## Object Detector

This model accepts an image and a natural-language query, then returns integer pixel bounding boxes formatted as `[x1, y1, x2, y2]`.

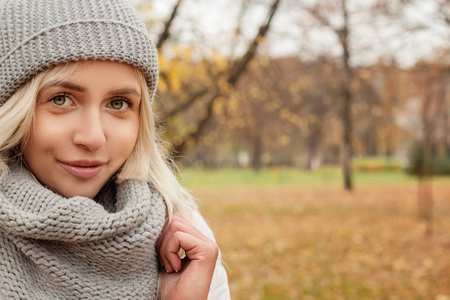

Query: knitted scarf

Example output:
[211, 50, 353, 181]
[0, 166, 166, 299]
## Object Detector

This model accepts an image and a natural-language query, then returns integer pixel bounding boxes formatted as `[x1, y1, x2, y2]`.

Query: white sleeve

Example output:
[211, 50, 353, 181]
[192, 211, 231, 300]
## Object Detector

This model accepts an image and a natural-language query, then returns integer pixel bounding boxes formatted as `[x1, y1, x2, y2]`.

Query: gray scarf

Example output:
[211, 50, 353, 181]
[0, 166, 166, 299]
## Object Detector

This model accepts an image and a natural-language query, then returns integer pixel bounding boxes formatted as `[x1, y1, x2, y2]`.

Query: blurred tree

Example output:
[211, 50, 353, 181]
[225, 56, 304, 170]
[294, 58, 340, 170]
[294, 0, 437, 189]
[163, 0, 282, 156]
[352, 61, 410, 158]
[213, 55, 344, 170]
[301, 0, 355, 190]
[406, 0, 450, 236]
[409, 60, 449, 236]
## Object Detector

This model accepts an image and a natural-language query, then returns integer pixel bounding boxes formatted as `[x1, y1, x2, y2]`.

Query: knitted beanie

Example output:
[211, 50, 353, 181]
[0, 0, 159, 105]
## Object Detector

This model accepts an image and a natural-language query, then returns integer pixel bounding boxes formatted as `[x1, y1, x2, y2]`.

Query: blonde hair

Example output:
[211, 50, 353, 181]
[0, 62, 198, 220]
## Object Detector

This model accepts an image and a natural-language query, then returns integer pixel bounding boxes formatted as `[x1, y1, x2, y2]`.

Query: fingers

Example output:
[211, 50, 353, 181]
[156, 213, 219, 273]
[175, 230, 219, 262]
[157, 219, 182, 273]
[156, 213, 208, 251]
[169, 213, 210, 242]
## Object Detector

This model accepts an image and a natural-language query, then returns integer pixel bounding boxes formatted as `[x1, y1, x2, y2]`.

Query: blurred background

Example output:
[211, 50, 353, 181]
[132, 0, 450, 299]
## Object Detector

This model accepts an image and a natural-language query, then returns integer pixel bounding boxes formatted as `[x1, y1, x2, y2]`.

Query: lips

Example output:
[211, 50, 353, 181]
[58, 160, 105, 179]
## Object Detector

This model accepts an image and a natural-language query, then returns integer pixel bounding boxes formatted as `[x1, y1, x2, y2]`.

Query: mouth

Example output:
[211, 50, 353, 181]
[58, 160, 106, 179]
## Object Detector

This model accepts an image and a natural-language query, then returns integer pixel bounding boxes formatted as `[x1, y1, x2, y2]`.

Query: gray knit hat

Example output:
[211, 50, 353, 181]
[0, 0, 159, 105]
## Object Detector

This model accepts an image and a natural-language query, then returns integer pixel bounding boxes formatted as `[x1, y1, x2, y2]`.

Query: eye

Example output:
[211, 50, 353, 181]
[108, 98, 132, 111]
[50, 93, 73, 106]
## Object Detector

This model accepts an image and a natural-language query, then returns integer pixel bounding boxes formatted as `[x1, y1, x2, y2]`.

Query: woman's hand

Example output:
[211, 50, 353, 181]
[156, 213, 219, 300]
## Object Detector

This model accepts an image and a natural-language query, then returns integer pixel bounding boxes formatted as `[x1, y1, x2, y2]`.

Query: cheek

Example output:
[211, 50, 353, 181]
[108, 118, 140, 160]
[24, 115, 64, 159]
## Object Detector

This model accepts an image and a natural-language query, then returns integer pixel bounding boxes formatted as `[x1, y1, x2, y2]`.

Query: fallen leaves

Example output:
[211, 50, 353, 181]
[196, 182, 450, 300]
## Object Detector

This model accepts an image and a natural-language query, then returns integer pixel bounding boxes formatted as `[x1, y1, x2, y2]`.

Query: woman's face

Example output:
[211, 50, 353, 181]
[23, 60, 141, 198]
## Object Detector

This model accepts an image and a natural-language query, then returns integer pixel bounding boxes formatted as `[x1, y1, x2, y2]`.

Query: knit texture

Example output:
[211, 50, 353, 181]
[0, 0, 159, 105]
[0, 166, 166, 299]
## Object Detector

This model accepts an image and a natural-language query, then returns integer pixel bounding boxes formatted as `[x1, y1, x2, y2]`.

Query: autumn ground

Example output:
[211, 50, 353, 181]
[184, 170, 450, 300]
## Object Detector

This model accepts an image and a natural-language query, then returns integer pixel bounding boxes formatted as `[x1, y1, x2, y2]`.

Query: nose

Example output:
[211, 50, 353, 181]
[72, 109, 107, 152]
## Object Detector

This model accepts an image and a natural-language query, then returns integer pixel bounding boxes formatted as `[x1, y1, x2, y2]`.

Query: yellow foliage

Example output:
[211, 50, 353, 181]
[209, 53, 229, 73]
[249, 85, 261, 99]
[280, 108, 291, 120]
[308, 115, 316, 124]
[289, 83, 301, 95]
[213, 97, 225, 115]
[371, 106, 383, 117]
[299, 76, 313, 90]
[157, 45, 220, 95]
[269, 91, 279, 101]
[278, 134, 291, 146]
[358, 69, 371, 80]
[227, 96, 240, 116]
[298, 118, 309, 134]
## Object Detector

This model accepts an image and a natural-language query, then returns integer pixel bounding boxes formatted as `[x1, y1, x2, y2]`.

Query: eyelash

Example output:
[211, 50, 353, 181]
[108, 97, 134, 111]
[49, 93, 74, 107]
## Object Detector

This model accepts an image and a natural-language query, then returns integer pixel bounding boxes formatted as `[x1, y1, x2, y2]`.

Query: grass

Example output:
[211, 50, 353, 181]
[180, 167, 421, 187]
[182, 168, 450, 300]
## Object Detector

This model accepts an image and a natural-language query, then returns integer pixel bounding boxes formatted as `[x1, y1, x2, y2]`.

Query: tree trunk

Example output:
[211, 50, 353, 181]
[418, 69, 436, 237]
[418, 141, 433, 237]
[444, 68, 450, 156]
[307, 125, 323, 171]
[340, 0, 353, 191]
[251, 134, 263, 171]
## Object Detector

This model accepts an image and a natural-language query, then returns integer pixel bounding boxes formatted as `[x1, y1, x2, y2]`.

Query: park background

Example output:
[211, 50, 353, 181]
[132, 0, 450, 299]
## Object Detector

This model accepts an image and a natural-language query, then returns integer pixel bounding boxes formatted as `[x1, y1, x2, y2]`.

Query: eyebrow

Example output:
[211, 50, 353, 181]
[109, 88, 141, 97]
[41, 81, 141, 97]
[42, 80, 84, 92]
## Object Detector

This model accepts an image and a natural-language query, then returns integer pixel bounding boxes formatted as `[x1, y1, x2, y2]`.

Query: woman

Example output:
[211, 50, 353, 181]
[0, 0, 230, 299]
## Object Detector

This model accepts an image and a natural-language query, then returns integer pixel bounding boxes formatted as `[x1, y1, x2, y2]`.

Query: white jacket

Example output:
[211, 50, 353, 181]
[192, 211, 231, 300]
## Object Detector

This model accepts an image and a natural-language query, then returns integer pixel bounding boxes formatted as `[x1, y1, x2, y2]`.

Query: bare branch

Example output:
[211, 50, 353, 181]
[156, 0, 183, 49]
[228, 0, 282, 86]
[172, 0, 283, 156]
[173, 90, 221, 154]
[165, 87, 209, 119]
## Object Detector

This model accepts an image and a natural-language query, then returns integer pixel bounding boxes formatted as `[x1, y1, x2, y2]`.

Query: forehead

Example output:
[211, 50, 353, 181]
[68, 60, 139, 79]
[42, 60, 142, 91]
